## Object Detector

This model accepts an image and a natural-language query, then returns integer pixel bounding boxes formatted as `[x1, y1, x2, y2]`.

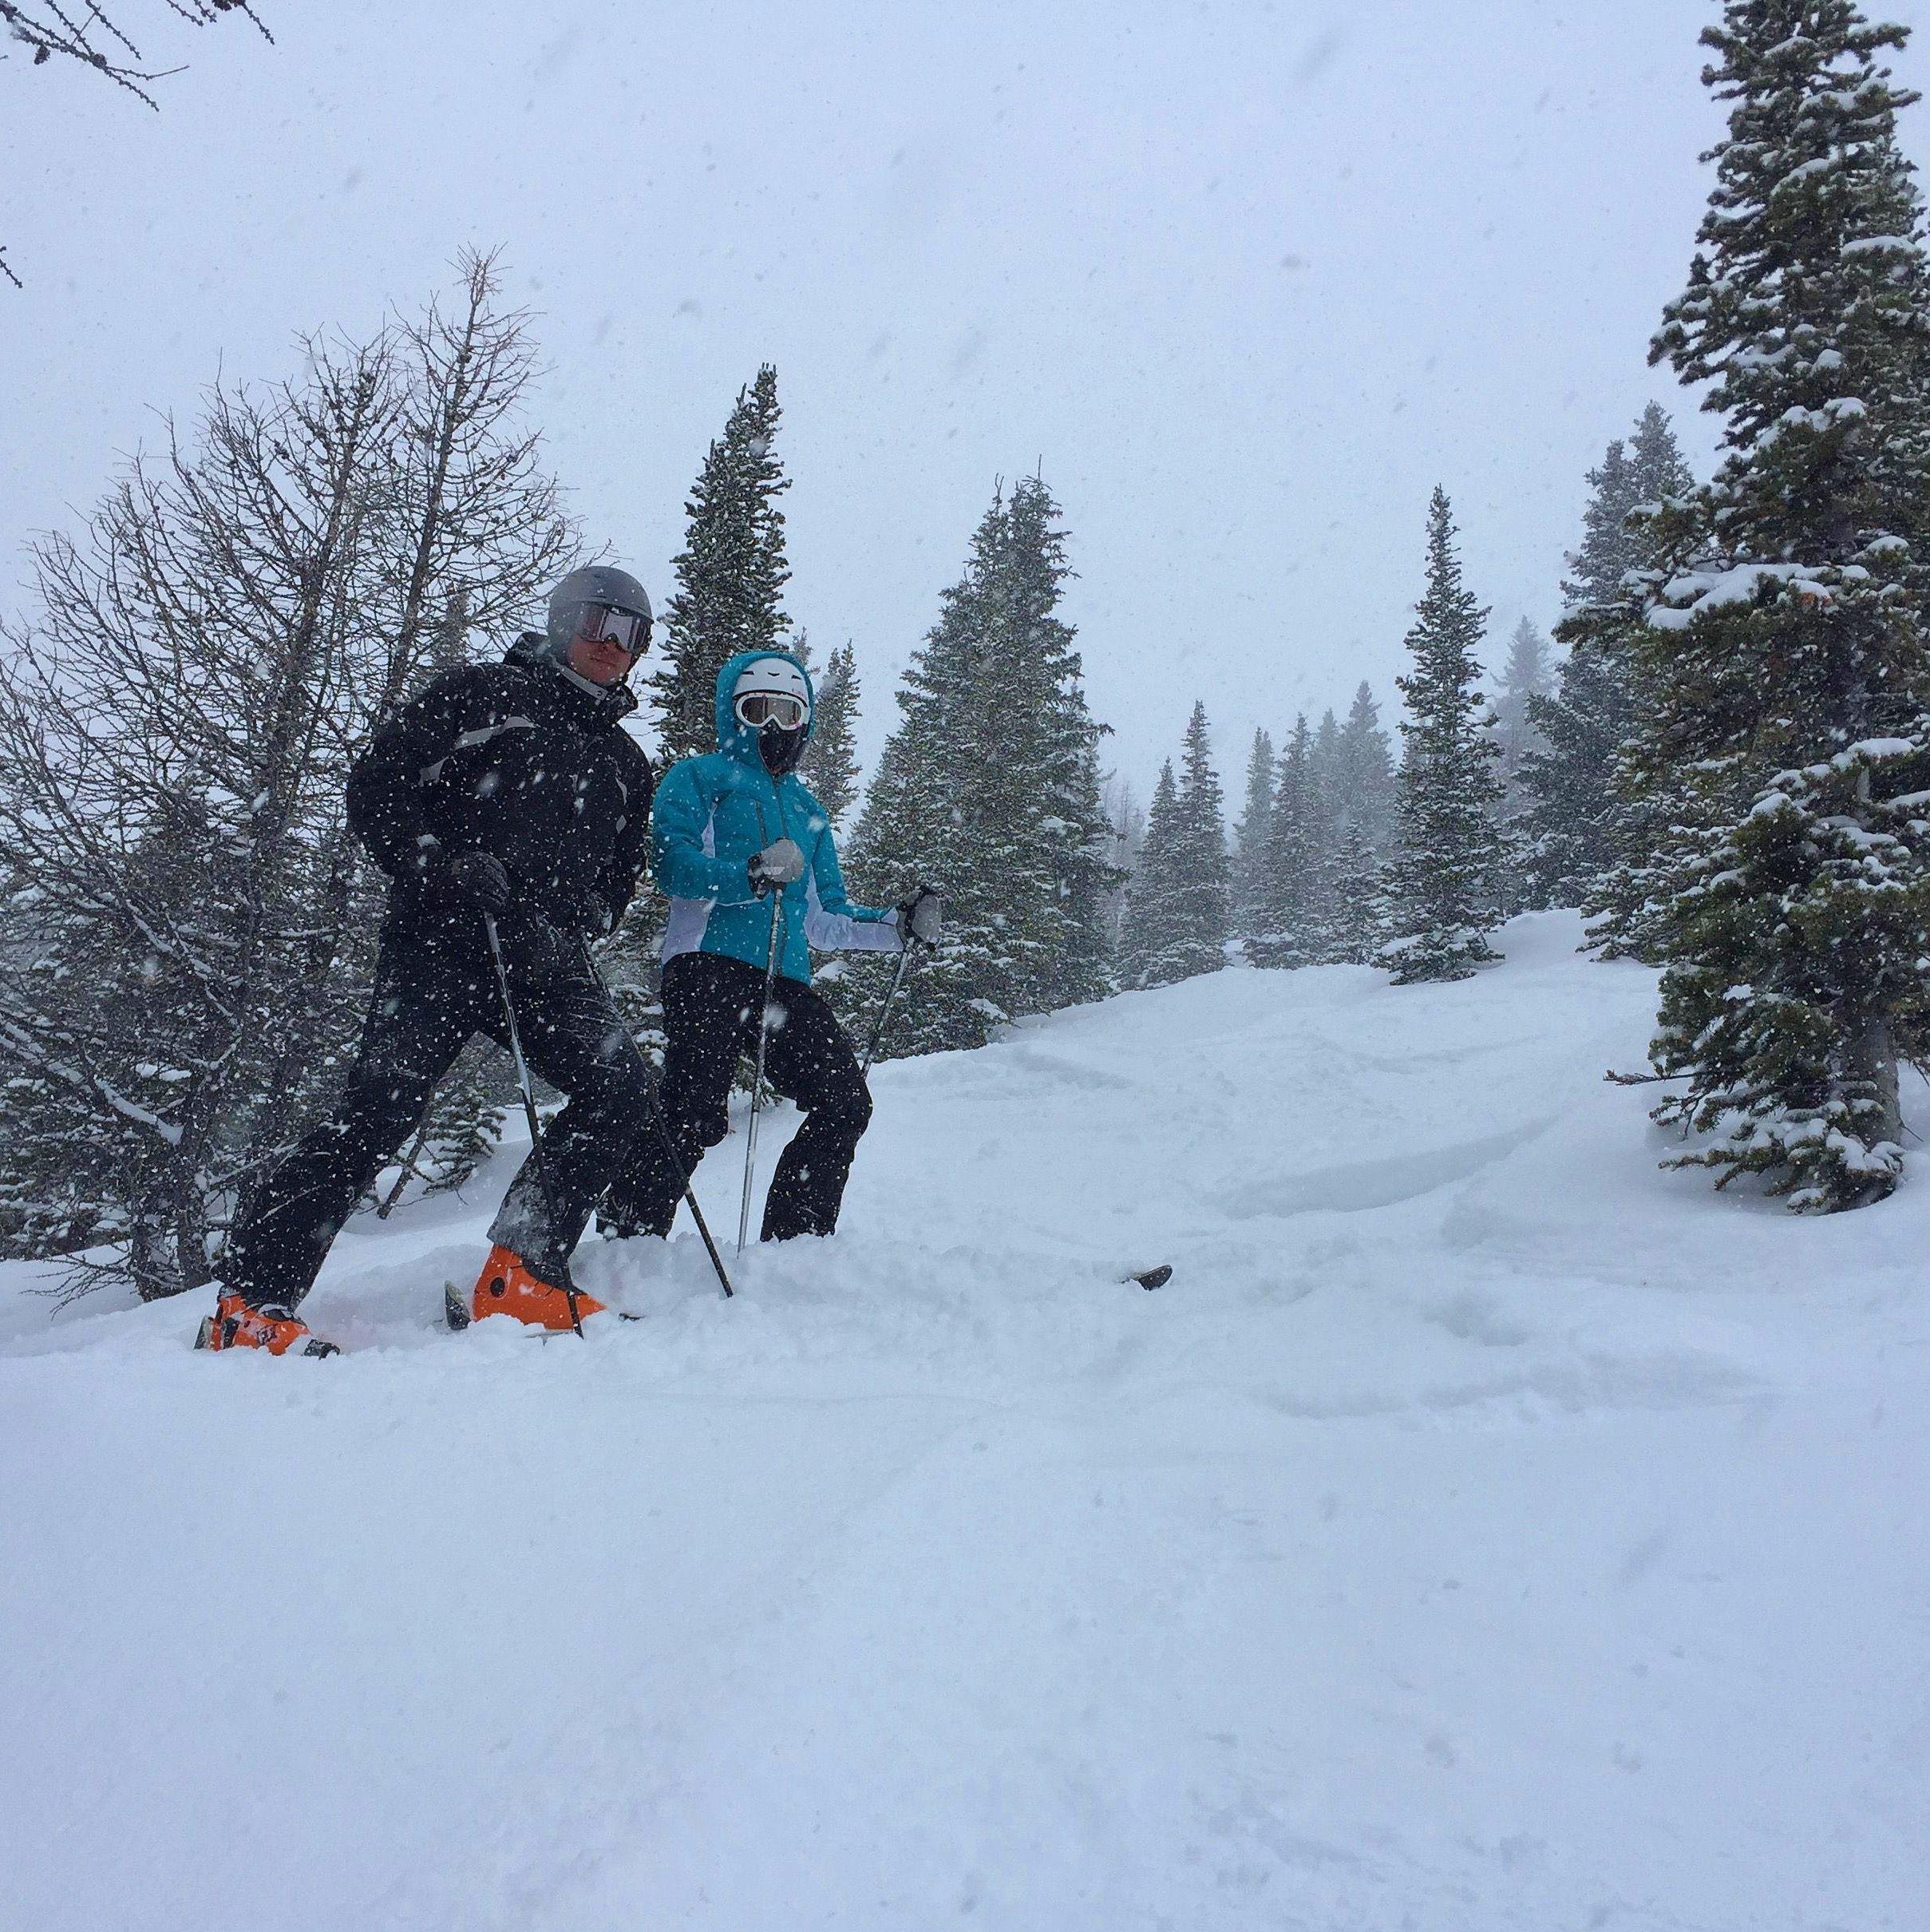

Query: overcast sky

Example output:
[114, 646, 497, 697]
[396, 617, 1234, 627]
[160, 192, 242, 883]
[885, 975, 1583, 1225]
[5, 1, 1929, 804]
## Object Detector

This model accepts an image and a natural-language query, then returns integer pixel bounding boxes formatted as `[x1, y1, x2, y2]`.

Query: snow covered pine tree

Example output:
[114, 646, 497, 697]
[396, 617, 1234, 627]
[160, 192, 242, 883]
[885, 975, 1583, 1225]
[1327, 821, 1386, 965]
[845, 477, 1114, 1051]
[1493, 620, 1554, 810]
[1230, 726, 1275, 937]
[1379, 489, 1505, 984]
[1335, 680, 1399, 853]
[1118, 760, 1184, 987]
[1117, 702, 1229, 987]
[797, 639, 863, 832]
[1248, 715, 1327, 968]
[1631, 0, 1930, 1211]
[1524, 406, 1697, 945]
[647, 366, 793, 766]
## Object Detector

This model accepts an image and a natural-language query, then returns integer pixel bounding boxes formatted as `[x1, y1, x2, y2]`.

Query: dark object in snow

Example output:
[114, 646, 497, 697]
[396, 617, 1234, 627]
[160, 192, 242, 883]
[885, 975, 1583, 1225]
[1124, 1264, 1173, 1291]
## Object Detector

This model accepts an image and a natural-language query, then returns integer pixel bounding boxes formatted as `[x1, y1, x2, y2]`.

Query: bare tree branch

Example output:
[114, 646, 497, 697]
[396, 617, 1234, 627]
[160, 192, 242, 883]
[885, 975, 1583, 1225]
[1, 1, 267, 99]
[2, 1, 272, 283]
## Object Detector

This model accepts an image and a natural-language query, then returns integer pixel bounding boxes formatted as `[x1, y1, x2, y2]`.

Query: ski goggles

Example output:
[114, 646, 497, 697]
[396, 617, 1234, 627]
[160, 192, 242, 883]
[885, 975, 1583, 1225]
[734, 691, 809, 730]
[573, 602, 651, 659]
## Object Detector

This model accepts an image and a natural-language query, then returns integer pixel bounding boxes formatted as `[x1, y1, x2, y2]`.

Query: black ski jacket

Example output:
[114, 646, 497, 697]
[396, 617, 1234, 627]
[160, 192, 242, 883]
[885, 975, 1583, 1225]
[348, 634, 655, 936]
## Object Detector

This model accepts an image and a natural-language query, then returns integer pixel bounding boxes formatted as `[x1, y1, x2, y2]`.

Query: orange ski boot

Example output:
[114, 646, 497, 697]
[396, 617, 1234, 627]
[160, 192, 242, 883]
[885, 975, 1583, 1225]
[450, 1243, 603, 1333]
[196, 1291, 340, 1357]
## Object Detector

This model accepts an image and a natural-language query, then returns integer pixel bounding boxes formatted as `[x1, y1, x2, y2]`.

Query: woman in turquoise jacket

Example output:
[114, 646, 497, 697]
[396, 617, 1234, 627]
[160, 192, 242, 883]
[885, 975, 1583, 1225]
[601, 649, 940, 1241]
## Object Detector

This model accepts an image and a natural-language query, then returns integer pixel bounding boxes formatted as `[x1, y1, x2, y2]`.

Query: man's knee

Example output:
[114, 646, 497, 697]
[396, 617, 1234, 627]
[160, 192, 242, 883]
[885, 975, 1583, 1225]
[580, 1031, 653, 1120]
[811, 1069, 872, 1142]
[335, 1059, 441, 1158]
[666, 1090, 730, 1152]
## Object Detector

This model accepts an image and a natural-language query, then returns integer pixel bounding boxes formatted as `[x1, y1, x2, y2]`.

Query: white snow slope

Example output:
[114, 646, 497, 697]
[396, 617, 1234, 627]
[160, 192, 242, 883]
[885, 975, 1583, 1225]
[2, 914, 1925, 1932]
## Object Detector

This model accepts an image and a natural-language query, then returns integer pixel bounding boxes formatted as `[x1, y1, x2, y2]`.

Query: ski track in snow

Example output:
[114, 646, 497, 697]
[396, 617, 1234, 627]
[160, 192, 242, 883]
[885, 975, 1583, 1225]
[2, 913, 1926, 1931]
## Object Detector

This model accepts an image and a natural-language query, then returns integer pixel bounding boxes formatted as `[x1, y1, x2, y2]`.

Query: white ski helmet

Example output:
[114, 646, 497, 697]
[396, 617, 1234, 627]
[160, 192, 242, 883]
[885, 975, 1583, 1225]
[730, 655, 813, 731]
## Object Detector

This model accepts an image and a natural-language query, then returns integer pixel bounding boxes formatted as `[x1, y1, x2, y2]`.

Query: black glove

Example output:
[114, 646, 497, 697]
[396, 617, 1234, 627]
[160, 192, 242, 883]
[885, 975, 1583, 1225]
[562, 892, 615, 939]
[427, 846, 514, 917]
[897, 886, 943, 947]
[747, 837, 805, 897]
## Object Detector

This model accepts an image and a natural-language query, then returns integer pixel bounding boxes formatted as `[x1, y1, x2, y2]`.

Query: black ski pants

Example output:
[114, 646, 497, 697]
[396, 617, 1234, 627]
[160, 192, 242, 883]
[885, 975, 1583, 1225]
[603, 951, 873, 1242]
[223, 909, 651, 1309]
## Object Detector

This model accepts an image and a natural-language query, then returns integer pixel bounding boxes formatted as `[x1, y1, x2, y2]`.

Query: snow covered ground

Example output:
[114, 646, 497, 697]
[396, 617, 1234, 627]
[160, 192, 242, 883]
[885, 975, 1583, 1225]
[2, 913, 1924, 1932]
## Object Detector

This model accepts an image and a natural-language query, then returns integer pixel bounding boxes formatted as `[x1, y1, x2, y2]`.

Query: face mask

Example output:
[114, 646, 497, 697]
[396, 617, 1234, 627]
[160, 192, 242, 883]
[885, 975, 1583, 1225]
[757, 721, 808, 777]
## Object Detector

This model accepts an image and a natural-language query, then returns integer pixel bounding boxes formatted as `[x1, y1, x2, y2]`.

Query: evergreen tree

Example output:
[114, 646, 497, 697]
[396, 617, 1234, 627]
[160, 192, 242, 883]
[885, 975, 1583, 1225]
[1381, 489, 1505, 984]
[1176, 704, 1232, 964]
[1304, 708, 1346, 958]
[1230, 726, 1275, 932]
[969, 476, 1116, 1015]
[1627, 402, 1699, 572]
[844, 506, 996, 1014]
[1523, 407, 1696, 923]
[1576, 411, 1699, 950]
[1117, 762, 1184, 987]
[1517, 639, 1632, 909]
[1492, 617, 1556, 913]
[845, 477, 1115, 1051]
[797, 636, 862, 831]
[1493, 617, 1554, 804]
[1565, 437, 1641, 612]
[1248, 715, 1323, 968]
[1630, 1, 1930, 1211]
[1309, 708, 1344, 814]
[1334, 681, 1398, 849]
[1328, 822, 1386, 965]
[1120, 703, 1229, 987]
[647, 365, 791, 764]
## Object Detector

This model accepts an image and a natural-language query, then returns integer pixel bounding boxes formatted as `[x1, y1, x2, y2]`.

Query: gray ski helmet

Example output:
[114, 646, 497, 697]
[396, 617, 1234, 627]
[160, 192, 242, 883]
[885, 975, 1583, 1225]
[545, 564, 654, 662]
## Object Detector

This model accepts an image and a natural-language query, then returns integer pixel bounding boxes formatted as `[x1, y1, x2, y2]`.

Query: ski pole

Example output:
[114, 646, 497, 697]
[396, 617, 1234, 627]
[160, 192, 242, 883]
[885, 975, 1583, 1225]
[640, 1063, 736, 1298]
[860, 940, 917, 1077]
[738, 883, 785, 1255]
[482, 912, 583, 1337]
[575, 939, 734, 1300]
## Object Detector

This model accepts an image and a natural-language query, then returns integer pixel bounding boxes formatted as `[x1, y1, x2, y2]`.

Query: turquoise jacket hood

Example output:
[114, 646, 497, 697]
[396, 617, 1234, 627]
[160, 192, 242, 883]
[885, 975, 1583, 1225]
[713, 648, 816, 766]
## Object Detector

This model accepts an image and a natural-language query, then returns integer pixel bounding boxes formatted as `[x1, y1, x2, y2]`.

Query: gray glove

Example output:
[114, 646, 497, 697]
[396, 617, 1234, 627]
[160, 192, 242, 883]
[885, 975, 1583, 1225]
[748, 837, 805, 895]
[897, 887, 943, 947]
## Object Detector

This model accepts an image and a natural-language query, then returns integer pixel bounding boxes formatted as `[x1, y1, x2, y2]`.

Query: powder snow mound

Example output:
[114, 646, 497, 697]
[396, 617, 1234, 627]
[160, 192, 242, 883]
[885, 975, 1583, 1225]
[3, 912, 1926, 1931]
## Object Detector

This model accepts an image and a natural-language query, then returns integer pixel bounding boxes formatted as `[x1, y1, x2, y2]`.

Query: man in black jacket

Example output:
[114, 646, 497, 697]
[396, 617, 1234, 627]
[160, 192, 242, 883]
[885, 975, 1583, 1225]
[200, 566, 658, 1356]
